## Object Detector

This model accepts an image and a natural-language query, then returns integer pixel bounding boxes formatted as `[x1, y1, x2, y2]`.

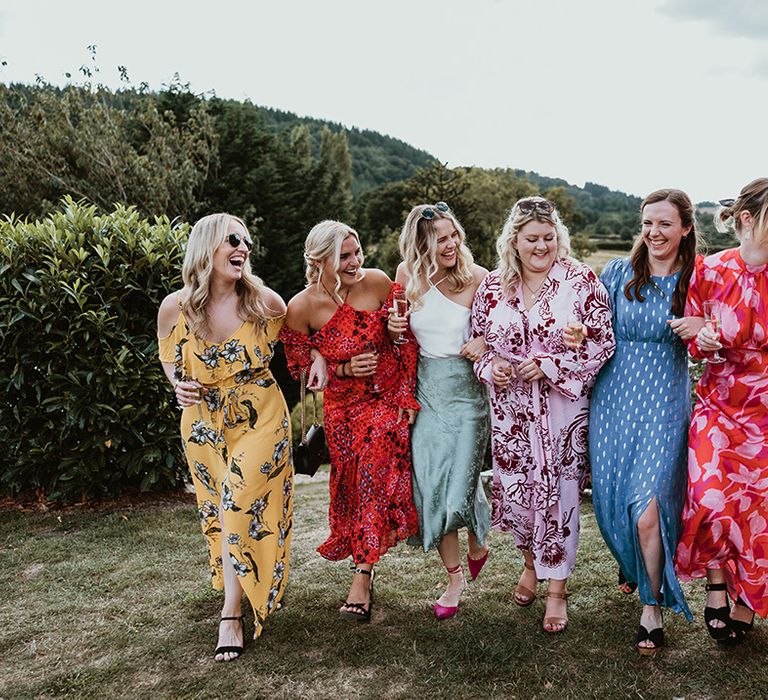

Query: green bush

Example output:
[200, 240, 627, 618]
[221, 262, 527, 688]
[0, 198, 189, 501]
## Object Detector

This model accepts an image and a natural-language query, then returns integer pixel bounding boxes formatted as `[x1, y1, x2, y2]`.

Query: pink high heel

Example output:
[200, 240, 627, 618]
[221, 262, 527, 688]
[467, 547, 490, 581]
[433, 563, 465, 620]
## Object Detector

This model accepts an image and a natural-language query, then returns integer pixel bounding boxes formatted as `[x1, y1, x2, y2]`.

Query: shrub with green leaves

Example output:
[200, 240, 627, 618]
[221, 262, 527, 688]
[0, 198, 189, 501]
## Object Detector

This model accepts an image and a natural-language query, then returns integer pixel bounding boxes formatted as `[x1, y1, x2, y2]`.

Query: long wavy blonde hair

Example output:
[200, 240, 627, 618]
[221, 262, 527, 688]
[304, 220, 364, 299]
[496, 197, 571, 293]
[181, 213, 269, 339]
[715, 177, 768, 245]
[399, 204, 474, 309]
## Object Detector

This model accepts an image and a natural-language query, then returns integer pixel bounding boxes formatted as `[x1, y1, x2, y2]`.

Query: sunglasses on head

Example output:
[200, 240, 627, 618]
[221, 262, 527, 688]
[421, 201, 450, 221]
[517, 199, 555, 215]
[718, 198, 736, 207]
[227, 233, 253, 251]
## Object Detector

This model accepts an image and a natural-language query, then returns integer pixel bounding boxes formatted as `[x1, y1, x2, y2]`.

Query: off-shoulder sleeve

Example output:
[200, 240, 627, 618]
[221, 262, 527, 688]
[535, 264, 616, 400]
[684, 254, 706, 360]
[471, 273, 498, 386]
[385, 283, 420, 411]
[158, 312, 182, 364]
[279, 325, 315, 380]
[264, 314, 286, 344]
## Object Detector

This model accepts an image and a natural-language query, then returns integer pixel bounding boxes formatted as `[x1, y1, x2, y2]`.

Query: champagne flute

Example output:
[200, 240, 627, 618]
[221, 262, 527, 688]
[364, 341, 380, 393]
[392, 289, 409, 345]
[702, 300, 726, 364]
[565, 312, 585, 353]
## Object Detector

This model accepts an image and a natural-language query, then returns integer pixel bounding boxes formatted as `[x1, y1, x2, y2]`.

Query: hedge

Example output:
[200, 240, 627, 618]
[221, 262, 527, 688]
[0, 198, 188, 501]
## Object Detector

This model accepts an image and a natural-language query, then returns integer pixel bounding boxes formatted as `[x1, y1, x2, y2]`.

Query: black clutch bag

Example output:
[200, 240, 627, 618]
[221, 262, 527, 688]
[293, 369, 329, 477]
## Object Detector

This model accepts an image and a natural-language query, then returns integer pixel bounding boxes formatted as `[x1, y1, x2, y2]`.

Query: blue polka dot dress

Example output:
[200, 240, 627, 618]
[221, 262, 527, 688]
[589, 258, 692, 619]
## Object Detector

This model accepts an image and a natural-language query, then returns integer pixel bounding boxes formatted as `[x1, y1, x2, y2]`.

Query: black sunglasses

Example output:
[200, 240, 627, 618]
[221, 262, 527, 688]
[421, 201, 450, 220]
[227, 233, 253, 251]
[517, 199, 555, 215]
[718, 198, 736, 207]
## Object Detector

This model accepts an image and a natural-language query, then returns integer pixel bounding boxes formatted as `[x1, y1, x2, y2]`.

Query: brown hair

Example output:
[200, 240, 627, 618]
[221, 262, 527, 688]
[624, 189, 699, 317]
[716, 177, 768, 244]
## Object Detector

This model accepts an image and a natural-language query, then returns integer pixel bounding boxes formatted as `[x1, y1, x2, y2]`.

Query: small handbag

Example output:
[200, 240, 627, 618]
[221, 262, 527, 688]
[293, 369, 329, 477]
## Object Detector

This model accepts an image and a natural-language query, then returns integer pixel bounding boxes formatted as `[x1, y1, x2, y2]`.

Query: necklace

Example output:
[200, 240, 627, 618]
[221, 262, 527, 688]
[321, 280, 350, 306]
[521, 275, 547, 299]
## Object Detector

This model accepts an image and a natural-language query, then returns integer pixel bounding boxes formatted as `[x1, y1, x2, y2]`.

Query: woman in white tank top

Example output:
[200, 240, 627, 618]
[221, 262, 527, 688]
[388, 202, 491, 619]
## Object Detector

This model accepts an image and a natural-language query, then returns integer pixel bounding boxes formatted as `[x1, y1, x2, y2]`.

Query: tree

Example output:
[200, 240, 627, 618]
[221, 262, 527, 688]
[0, 83, 216, 220]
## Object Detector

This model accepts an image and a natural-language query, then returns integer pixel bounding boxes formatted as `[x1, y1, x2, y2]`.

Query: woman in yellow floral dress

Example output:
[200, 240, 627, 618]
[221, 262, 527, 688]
[157, 213, 312, 661]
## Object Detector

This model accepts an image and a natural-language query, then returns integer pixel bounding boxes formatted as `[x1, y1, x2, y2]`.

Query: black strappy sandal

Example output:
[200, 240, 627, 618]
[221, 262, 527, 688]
[636, 624, 665, 656]
[339, 567, 374, 624]
[721, 597, 754, 647]
[214, 615, 245, 661]
[704, 582, 733, 642]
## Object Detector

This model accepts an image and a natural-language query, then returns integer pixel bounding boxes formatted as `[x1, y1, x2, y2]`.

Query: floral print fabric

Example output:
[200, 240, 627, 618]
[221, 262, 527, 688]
[280, 285, 419, 564]
[675, 248, 768, 617]
[472, 259, 614, 579]
[159, 311, 292, 638]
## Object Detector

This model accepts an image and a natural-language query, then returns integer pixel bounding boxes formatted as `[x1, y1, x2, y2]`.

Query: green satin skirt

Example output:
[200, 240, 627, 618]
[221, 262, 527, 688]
[409, 356, 491, 552]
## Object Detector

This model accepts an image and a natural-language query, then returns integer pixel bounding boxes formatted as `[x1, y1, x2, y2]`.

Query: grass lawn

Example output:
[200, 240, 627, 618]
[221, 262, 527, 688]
[2, 479, 765, 700]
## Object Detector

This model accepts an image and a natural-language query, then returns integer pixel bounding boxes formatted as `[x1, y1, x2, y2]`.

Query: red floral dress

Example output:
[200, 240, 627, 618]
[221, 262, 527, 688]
[675, 248, 768, 617]
[280, 286, 420, 564]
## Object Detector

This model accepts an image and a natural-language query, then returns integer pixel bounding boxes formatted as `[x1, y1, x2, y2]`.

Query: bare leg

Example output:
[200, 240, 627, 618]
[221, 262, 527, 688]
[637, 499, 663, 646]
[514, 549, 537, 605]
[215, 501, 244, 662]
[466, 531, 489, 560]
[436, 531, 466, 607]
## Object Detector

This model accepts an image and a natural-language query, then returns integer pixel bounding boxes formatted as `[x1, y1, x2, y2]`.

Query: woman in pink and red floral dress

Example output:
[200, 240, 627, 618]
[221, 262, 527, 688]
[675, 178, 768, 646]
[280, 220, 419, 624]
[471, 197, 615, 633]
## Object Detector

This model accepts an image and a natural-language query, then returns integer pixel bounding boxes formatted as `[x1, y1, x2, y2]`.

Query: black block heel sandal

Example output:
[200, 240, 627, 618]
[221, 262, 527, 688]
[704, 582, 733, 642]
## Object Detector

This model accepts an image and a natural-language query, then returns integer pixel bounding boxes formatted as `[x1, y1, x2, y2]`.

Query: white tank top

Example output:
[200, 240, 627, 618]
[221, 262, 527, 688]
[409, 285, 471, 358]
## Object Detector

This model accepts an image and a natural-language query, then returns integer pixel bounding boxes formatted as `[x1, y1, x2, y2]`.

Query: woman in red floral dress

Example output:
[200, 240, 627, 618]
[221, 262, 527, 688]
[675, 178, 768, 645]
[281, 220, 419, 622]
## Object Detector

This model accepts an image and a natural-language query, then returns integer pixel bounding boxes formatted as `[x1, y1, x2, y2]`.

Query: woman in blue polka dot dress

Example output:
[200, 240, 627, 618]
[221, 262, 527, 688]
[590, 189, 704, 655]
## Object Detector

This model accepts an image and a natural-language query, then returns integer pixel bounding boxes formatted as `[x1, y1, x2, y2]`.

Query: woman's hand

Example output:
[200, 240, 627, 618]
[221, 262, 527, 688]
[667, 316, 705, 341]
[397, 407, 417, 424]
[460, 336, 488, 362]
[491, 356, 515, 388]
[695, 324, 722, 352]
[175, 379, 205, 408]
[387, 307, 409, 339]
[563, 323, 585, 348]
[517, 358, 545, 383]
[307, 353, 328, 390]
[348, 350, 378, 377]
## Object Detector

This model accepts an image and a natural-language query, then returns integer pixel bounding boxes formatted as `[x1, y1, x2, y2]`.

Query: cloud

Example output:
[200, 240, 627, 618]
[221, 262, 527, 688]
[659, 0, 768, 39]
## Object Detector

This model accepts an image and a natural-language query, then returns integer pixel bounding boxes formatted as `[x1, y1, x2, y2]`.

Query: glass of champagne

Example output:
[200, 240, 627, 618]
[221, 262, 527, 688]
[364, 341, 380, 393]
[565, 312, 585, 350]
[702, 300, 726, 364]
[393, 289, 408, 345]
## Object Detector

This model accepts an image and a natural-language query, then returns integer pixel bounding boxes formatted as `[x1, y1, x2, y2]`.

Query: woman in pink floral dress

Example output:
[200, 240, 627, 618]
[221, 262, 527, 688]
[675, 178, 768, 645]
[471, 197, 615, 632]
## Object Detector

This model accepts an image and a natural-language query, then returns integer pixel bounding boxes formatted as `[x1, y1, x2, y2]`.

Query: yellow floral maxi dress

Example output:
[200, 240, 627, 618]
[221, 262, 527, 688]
[158, 311, 292, 639]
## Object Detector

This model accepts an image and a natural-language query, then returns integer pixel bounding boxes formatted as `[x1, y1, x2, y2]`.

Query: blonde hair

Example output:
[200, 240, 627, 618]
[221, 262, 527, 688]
[303, 220, 364, 299]
[399, 204, 474, 309]
[496, 197, 571, 293]
[181, 213, 269, 339]
[715, 177, 768, 245]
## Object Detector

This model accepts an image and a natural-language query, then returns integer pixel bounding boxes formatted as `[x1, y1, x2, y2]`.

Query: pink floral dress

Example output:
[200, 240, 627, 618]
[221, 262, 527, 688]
[471, 259, 615, 579]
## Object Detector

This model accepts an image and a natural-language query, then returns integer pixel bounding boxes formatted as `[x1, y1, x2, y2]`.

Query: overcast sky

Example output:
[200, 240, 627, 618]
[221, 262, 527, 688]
[1, 0, 766, 203]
